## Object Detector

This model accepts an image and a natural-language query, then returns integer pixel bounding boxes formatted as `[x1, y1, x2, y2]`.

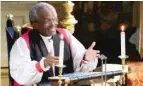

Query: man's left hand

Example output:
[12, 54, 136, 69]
[84, 42, 100, 61]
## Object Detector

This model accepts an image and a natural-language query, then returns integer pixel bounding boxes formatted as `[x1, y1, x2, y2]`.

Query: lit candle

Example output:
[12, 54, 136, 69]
[59, 34, 64, 66]
[120, 25, 126, 56]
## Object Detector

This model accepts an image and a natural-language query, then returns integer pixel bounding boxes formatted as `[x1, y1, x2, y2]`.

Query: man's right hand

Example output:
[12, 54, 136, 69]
[44, 52, 59, 68]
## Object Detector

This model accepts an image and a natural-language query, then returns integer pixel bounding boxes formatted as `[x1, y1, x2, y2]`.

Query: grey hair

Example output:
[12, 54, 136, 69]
[29, 2, 57, 24]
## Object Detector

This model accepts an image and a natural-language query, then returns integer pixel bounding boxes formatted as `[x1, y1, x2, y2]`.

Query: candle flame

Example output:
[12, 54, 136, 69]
[60, 34, 64, 40]
[121, 25, 125, 32]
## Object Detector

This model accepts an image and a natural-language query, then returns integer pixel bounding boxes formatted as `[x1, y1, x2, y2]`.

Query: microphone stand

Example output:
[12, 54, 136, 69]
[99, 54, 107, 86]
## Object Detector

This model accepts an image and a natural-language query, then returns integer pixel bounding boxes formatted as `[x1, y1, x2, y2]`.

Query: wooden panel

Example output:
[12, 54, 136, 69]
[13, 16, 25, 26]
[1, 12, 28, 67]
[1, 67, 9, 86]
[1, 2, 37, 85]
[1, 2, 36, 67]
[140, 2, 143, 58]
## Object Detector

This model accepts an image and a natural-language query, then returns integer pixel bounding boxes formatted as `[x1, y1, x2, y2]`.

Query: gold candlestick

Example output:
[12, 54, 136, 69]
[56, 64, 66, 86]
[58, 67, 63, 86]
[64, 78, 70, 86]
[118, 55, 128, 73]
[60, 1, 78, 34]
[118, 55, 128, 85]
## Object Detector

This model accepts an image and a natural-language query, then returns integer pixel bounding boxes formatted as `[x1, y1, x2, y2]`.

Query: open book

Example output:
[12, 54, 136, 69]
[102, 64, 122, 72]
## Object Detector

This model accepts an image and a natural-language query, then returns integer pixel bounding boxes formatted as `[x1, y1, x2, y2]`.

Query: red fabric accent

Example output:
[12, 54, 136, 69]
[56, 28, 71, 53]
[23, 26, 33, 30]
[21, 29, 31, 49]
[80, 60, 88, 65]
[13, 27, 32, 86]
[35, 62, 44, 72]
[14, 28, 70, 85]
[14, 81, 22, 86]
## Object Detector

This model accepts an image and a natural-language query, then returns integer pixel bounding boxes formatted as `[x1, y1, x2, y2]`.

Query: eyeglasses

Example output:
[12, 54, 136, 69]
[44, 18, 58, 24]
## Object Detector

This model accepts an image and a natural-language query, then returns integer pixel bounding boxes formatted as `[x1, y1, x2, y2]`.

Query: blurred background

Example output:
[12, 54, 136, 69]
[1, 1, 143, 86]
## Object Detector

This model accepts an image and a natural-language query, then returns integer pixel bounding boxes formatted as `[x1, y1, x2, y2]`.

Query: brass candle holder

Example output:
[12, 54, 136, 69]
[64, 78, 70, 86]
[56, 64, 66, 86]
[60, 1, 78, 34]
[118, 55, 128, 85]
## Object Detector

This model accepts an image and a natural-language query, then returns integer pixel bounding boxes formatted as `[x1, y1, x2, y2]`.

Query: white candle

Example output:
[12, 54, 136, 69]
[120, 25, 126, 56]
[59, 34, 64, 66]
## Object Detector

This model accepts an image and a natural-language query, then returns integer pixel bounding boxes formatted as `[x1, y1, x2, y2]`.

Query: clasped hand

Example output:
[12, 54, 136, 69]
[44, 52, 59, 68]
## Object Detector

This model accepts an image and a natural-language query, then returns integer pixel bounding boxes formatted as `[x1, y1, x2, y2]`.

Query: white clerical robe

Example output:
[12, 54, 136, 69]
[10, 29, 98, 86]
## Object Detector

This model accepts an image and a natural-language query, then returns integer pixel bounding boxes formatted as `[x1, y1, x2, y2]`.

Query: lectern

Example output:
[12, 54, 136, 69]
[48, 70, 122, 86]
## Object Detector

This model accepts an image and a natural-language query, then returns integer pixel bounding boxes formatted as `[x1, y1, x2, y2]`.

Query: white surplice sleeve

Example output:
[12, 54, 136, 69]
[10, 37, 49, 85]
[63, 29, 98, 72]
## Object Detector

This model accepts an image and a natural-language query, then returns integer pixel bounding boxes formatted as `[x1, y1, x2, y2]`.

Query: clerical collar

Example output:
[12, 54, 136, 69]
[40, 34, 52, 40]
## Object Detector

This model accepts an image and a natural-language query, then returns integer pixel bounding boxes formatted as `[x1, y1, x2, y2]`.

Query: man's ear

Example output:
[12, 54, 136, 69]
[32, 23, 37, 29]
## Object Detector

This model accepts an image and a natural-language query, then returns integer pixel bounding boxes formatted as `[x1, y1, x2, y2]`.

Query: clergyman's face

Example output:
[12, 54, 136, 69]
[36, 8, 58, 36]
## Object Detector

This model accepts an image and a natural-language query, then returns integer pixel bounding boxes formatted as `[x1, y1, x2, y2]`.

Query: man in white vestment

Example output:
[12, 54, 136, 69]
[10, 2, 100, 86]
